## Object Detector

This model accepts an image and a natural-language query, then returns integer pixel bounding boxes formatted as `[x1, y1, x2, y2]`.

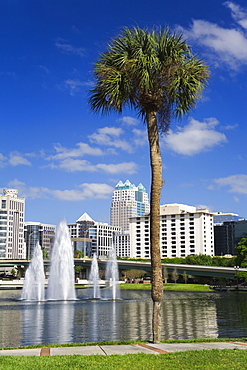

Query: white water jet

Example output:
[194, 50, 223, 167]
[105, 246, 120, 300]
[47, 220, 76, 300]
[88, 253, 101, 299]
[21, 242, 45, 301]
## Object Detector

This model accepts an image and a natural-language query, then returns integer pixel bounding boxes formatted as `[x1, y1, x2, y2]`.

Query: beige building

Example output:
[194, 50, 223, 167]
[0, 189, 25, 259]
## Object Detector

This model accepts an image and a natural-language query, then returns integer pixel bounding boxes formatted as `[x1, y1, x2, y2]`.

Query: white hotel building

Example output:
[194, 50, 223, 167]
[129, 203, 215, 258]
[0, 189, 25, 259]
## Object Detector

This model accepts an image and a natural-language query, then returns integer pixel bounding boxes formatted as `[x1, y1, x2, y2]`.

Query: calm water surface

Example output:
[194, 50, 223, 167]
[0, 289, 247, 347]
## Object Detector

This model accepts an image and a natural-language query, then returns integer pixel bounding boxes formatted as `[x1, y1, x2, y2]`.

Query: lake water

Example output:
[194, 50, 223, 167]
[0, 289, 247, 347]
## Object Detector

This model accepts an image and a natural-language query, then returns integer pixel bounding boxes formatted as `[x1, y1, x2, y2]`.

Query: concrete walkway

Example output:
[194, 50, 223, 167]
[0, 342, 247, 356]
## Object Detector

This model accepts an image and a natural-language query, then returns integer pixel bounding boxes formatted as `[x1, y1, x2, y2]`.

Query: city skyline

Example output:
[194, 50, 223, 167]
[1, 1, 247, 225]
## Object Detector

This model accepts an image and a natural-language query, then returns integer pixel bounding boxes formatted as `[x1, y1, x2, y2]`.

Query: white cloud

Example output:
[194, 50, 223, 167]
[117, 116, 139, 126]
[9, 152, 32, 166]
[48, 142, 104, 160]
[38, 65, 50, 74]
[179, 2, 247, 69]
[45, 131, 137, 173]
[89, 126, 133, 152]
[0, 153, 7, 167]
[95, 126, 123, 136]
[0, 152, 35, 167]
[7, 179, 114, 201]
[224, 1, 247, 30]
[49, 157, 137, 174]
[79, 183, 114, 199]
[55, 42, 85, 58]
[221, 123, 239, 130]
[44, 189, 87, 201]
[46, 183, 114, 201]
[164, 117, 227, 155]
[96, 162, 137, 174]
[64, 79, 94, 96]
[7, 180, 43, 199]
[214, 174, 247, 194]
[132, 128, 148, 147]
[50, 158, 97, 172]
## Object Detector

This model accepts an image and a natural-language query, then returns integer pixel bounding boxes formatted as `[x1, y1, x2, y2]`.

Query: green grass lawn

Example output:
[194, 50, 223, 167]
[0, 350, 247, 369]
[120, 283, 213, 292]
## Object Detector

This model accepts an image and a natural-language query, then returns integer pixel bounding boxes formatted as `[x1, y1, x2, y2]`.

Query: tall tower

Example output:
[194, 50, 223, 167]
[110, 180, 150, 232]
[0, 189, 25, 259]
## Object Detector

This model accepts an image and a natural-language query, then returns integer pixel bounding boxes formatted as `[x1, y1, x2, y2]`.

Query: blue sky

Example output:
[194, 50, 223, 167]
[1, 0, 247, 225]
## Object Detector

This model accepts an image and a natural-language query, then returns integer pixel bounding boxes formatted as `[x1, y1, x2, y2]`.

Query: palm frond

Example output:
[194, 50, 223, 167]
[88, 26, 209, 132]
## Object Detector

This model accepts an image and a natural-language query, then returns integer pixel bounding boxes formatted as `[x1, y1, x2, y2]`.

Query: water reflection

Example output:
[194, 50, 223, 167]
[44, 301, 75, 344]
[162, 292, 218, 340]
[0, 291, 22, 347]
[215, 292, 247, 338]
[22, 302, 44, 345]
[0, 290, 247, 347]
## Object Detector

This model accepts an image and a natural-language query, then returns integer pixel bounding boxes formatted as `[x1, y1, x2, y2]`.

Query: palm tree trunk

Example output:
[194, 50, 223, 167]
[146, 110, 163, 343]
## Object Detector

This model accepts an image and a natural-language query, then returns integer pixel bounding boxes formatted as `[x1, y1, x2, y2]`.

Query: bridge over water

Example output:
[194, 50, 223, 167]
[0, 259, 246, 278]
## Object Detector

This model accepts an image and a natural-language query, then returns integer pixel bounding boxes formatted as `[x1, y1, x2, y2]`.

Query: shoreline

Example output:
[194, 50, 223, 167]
[0, 281, 244, 292]
[1, 337, 247, 351]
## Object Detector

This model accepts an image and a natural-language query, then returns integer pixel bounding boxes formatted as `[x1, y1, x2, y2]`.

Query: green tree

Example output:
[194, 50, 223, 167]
[88, 27, 209, 343]
[123, 269, 146, 281]
[41, 247, 49, 260]
[185, 254, 212, 266]
[171, 268, 179, 283]
[235, 238, 247, 266]
[74, 250, 83, 258]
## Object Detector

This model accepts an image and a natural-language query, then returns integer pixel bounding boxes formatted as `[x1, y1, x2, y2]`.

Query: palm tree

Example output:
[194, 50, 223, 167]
[88, 27, 209, 343]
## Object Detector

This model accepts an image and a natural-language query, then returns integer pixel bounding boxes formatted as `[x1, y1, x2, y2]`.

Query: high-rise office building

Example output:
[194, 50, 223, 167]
[110, 180, 150, 257]
[68, 213, 121, 257]
[213, 212, 243, 225]
[110, 180, 150, 232]
[214, 219, 247, 256]
[0, 189, 25, 259]
[24, 222, 56, 259]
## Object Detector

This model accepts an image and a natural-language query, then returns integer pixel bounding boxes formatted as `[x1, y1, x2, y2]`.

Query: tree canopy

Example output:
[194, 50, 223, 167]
[235, 238, 247, 266]
[89, 27, 209, 131]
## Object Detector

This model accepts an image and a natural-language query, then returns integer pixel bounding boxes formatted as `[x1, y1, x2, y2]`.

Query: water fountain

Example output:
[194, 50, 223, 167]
[105, 245, 120, 300]
[47, 220, 76, 300]
[88, 253, 101, 299]
[20, 222, 119, 302]
[21, 242, 45, 301]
